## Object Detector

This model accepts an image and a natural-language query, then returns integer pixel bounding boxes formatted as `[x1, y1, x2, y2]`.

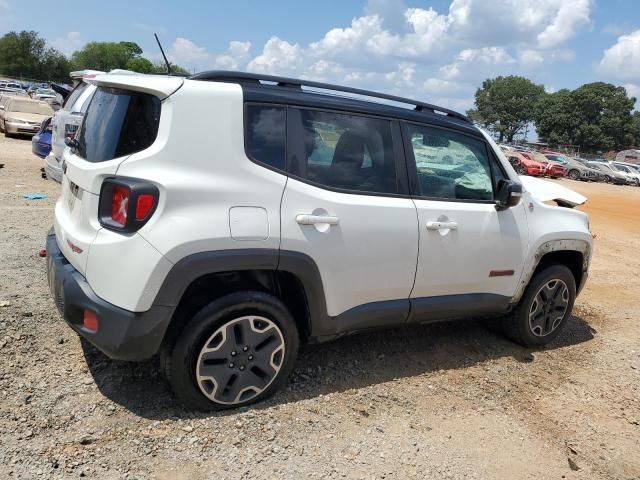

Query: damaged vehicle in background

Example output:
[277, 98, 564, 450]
[542, 154, 569, 178]
[587, 161, 628, 185]
[500, 148, 546, 176]
[564, 156, 601, 182]
[611, 163, 640, 186]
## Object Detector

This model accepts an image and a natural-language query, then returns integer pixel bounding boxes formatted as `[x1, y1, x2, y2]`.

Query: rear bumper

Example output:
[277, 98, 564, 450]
[44, 154, 63, 183]
[46, 229, 173, 360]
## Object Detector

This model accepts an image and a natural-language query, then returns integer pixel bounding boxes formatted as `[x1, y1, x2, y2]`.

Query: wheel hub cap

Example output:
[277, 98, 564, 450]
[528, 279, 569, 337]
[196, 316, 285, 405]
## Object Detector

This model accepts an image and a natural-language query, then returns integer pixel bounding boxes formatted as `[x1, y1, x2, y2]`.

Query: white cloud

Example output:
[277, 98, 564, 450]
[151, 0, 593, 112]
[215, 41, 251, 70]
[598, 30, 640, 81]
[247, 37, 302, 75]
[167, 37, 213, 72]
[50, 32, 83, 57]
[519, 49, 545, 66]
[447, 0, 591, 49]
[518, 48, 575, 67]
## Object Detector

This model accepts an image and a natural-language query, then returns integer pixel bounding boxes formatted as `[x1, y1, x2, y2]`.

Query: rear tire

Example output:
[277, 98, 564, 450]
[501, 265, 576, 347]
[515, 164, 527, 175]
[162, 291, 299, 411]
[568, 169, 580, 180]
[604, 175, 611, 183]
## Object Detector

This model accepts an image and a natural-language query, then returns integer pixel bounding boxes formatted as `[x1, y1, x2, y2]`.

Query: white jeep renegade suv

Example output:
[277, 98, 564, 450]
[47, 71, 592, 410]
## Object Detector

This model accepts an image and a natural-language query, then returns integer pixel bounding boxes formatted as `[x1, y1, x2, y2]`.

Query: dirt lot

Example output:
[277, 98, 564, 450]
[0, 133, 638, 480]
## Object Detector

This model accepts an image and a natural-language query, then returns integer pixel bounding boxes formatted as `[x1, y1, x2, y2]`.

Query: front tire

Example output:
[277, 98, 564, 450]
[502, 265, 576, 347]
[568, 169, 580, 180]
[515, 164, 527, 175]
[162, 291, 300, 410]
[604, 174, 611, 183]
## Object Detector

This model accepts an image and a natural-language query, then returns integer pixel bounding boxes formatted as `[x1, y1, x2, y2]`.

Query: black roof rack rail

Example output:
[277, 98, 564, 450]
[189, 70, 470, 123]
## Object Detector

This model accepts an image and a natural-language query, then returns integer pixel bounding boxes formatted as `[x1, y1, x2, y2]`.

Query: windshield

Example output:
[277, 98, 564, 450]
[76, 86, 161, 163]
[8, 100, 53, 115]
[35, 89, 55, 95]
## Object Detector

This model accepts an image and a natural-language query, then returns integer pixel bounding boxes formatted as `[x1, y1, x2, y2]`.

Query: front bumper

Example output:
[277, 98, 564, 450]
[46, 229, 173, 360]
[6, 121, 40, 136]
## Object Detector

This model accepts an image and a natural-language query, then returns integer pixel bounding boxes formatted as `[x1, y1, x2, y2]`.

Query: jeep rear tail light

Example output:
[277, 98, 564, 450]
[98, 177, 159, 232]
[111, 185, 129, 226]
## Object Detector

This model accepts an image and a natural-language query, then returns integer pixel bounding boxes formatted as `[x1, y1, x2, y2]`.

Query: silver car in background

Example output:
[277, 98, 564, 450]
[44, 70, 103, 183]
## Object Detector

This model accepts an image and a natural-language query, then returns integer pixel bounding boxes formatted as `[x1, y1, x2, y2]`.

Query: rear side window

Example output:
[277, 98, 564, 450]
[289, 108, 398, 194]
[76, 87, 161, 163]
[63, 82, 88, 109]
[245, 105, 286, 171]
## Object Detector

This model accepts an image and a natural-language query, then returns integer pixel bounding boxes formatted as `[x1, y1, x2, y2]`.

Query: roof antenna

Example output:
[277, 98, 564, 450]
[154, 33, 172, 75]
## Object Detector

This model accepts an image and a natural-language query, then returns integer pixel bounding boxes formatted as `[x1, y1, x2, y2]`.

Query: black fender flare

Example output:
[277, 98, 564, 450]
[152, 249, 330, 336]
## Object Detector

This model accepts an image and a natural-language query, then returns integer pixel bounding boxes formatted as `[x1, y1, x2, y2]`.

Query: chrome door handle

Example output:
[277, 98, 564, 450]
[426, 220, 458, 230]
[296, 214, 340, 226]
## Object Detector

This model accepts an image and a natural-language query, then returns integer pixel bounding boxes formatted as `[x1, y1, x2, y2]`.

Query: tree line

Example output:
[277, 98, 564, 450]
[467, 75, 640, 153]
[0, 30, 190, 83]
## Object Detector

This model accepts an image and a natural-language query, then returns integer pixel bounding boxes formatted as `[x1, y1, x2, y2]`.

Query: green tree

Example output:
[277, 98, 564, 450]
[0, 30, 69, 81]
[630, 111, 640, 147]
[151, 60, 191, 75]
[471, 76, 545, 142]
[126, 57, 155, 73]
[71, 41, 145, 71]
[534, 83, 636, 152]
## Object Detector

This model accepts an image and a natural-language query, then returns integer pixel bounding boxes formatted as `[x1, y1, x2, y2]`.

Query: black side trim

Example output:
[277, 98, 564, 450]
[407, 293, 511, 323]
[330, 299, 410, 335]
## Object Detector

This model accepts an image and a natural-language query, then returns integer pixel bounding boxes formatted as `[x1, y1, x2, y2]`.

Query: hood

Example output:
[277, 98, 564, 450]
[519, 176, 587, 207]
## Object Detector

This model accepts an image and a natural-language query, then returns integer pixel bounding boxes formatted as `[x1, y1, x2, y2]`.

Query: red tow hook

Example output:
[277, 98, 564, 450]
[38, 248, 47, 258]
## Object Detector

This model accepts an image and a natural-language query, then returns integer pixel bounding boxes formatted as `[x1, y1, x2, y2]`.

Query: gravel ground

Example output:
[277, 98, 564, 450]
[0, 134, 639, 480]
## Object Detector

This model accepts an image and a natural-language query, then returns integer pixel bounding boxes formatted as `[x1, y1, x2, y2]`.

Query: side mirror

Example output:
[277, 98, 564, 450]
[0, 105, 4, 110]
[65, 137, 79, 151]
[495, 179, 522, 211]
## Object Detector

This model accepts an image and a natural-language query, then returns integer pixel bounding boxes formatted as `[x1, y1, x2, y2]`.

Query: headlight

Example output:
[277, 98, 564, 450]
[6, 117, 25, 124]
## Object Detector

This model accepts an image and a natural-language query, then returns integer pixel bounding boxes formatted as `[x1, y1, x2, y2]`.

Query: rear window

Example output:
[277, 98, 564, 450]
[76, 87, 161, 163]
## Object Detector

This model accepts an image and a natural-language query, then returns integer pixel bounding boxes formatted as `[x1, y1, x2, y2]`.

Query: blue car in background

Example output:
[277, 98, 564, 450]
[32, 117, 52, 159]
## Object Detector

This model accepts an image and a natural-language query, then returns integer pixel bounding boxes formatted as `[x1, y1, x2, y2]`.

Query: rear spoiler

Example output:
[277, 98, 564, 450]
[88, 74, 184, 100]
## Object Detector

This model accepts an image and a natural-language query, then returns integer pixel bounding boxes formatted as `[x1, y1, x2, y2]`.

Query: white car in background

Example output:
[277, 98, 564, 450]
[612, 162, 640, 186]
[44, 70, 104, 182]
[44, 69, 139, 183]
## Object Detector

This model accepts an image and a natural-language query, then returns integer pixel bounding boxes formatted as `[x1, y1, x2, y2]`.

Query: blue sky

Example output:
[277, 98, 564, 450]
[1, 0, 640, 112]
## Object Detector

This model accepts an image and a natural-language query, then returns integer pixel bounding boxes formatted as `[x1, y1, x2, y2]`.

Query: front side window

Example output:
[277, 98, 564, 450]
[290, 109, 397, 194]
[406, 124, 494, 201]
[245, 105, 286, 171]
[76, 87, 161, 163]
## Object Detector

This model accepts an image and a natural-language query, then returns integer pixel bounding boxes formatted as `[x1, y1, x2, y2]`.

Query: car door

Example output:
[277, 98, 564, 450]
[403, 122, 529, 322]
[280, 107, 419, 334]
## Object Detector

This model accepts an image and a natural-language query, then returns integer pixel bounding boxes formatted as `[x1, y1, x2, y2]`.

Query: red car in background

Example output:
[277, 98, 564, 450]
[543, 154, 569, 178]
[502, 149, 546, 176]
